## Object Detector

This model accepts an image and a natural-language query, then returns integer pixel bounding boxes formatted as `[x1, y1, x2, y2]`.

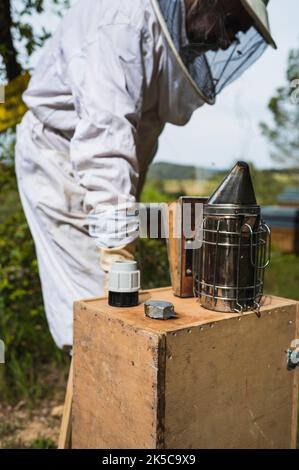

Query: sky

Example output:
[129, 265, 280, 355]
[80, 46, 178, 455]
[157, 0, 299, 170]
[27, 0, 299, 170]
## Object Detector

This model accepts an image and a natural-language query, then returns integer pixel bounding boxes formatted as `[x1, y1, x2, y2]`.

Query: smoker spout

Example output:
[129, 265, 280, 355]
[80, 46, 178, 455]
[208, 161, 257, 206]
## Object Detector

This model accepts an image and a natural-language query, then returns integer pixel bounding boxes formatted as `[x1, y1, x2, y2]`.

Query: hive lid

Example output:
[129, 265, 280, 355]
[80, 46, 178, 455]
[208, 162, 257, 206]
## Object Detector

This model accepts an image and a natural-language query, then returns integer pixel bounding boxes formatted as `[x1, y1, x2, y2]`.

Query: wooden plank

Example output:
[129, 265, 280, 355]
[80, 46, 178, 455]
[164, 303, 298, 449]
[78, 289, 297, 335]
[73, 288, 299, 449]
[167, 201, 182, 297]
[58, 359, 73, 449]
[166, 198, 208, 298]
[73, 302, 163, 449]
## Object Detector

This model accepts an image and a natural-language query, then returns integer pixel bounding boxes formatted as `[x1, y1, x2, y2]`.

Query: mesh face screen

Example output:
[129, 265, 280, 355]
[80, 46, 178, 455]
[156, 0, 267, 102]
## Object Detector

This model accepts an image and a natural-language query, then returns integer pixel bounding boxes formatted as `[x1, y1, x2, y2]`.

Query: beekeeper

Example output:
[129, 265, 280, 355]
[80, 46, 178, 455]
[15, 0, 276, 349]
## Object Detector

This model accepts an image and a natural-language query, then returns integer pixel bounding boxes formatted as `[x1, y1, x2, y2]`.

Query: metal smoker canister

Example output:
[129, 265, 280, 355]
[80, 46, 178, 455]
[193, 162, 271, 313]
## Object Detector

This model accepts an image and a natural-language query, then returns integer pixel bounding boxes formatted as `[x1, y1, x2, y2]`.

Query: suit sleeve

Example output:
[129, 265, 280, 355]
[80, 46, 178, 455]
[68, 24, 145, 248]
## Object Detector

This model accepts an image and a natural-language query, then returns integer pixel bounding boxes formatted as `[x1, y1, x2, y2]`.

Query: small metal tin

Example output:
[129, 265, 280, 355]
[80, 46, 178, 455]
[144, 300, 176, 320]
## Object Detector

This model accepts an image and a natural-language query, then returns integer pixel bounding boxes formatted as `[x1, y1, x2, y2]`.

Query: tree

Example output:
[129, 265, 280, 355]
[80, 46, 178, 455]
[0, 0, 69, 81]
[260, 45, 299, 167]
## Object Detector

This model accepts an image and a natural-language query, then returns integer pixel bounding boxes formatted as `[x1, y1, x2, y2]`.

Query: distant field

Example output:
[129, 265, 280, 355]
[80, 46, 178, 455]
[163, 179, 209, 197]
[148, 170, 299, 206]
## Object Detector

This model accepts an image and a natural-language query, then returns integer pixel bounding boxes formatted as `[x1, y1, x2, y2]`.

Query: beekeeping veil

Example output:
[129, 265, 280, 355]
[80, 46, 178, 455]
[151, 0, 277, 104]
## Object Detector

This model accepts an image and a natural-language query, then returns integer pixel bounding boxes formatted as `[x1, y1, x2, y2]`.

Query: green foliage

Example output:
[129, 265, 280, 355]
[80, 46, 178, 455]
[148, 162, 217, 181]
[140, 179, 173, 203]
[148, 162, 197, 180]
[0, 0, 70, 81]
[13, 0, 70, 57]
[260, 45, 299, 166]
[0, 197, 67, 403]
[0, 134, 67, 404]
[137, 239, 170, 290]
[138, 179, 172, 289]
[0, 0, 71, 407]
[265, 252, 299, 301]
[27, 438, 57, 449]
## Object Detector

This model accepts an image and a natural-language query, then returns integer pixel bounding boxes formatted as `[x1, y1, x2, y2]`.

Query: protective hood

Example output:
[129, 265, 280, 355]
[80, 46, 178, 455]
[241, 0, 277, 49]
[151, 0, 272, 104]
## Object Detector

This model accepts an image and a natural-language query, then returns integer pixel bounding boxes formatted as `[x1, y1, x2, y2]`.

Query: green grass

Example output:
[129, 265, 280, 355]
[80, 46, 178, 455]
[265, 252, 299, 300]
[27, 438, 57, 449]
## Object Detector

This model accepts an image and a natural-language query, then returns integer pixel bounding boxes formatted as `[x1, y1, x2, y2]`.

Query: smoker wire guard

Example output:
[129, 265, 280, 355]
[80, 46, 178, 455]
[192, 205, 271, 314]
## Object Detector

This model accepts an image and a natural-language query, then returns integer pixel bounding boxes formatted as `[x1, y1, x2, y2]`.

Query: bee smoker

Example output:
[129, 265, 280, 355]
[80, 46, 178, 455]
[193, 162, 271, 313]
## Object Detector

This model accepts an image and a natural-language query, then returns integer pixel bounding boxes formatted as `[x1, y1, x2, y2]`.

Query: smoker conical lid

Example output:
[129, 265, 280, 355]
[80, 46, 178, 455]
[208, 162, 257, 205]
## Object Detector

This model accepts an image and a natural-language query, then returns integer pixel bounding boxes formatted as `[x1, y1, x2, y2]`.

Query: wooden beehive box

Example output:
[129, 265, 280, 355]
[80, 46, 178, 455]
[73, 288, 299, 449]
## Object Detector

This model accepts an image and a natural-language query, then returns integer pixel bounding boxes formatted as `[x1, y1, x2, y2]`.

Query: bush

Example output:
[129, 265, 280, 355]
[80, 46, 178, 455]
[137, 239, 170, 290]
[0, 133, 67, 404]
[0, 197, 67, 403]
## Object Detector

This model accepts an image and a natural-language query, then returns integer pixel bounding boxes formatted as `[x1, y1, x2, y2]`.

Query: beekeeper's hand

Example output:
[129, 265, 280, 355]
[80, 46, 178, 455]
[99, 242, 137, 296]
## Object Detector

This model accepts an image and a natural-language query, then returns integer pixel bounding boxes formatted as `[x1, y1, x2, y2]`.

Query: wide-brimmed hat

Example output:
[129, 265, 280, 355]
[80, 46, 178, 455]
[241, 0, 277, 49]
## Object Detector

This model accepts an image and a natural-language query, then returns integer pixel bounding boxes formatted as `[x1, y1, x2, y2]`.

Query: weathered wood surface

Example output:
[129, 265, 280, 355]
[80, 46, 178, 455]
[58, 359, 73, 449]
[73, 289, 299, 449]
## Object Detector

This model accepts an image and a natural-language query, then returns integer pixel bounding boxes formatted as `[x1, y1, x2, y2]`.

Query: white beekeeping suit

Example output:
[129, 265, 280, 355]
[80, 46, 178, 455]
[15, 0, 276, 348]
